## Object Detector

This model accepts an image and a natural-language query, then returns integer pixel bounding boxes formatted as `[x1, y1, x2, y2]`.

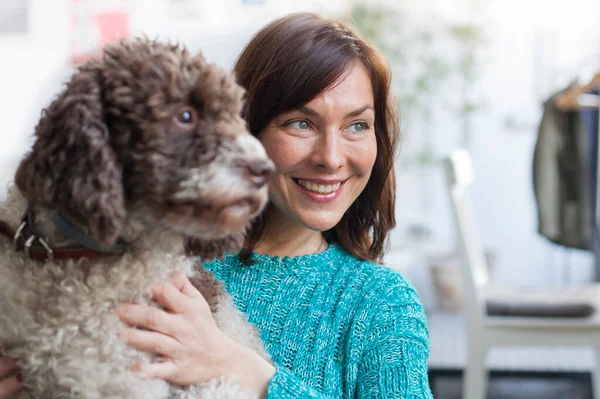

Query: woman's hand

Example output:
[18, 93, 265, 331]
[116, 271, 274, 396]
[0, 356, 22, 399]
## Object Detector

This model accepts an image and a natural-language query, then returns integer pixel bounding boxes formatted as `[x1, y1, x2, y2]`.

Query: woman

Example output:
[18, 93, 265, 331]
[0, 12, 432, 398]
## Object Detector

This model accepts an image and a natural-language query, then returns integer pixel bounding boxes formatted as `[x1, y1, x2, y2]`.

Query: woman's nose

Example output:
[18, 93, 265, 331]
[310, 132, 344, 171]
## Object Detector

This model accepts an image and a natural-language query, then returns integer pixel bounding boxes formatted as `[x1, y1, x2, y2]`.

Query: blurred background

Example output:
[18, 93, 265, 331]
[1, 0, 599, 397]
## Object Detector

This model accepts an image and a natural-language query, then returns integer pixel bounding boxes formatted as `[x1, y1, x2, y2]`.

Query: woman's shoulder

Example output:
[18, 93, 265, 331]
[203, 244, 423, 307]
[361, 262, 423, 309]
[339, 251, 429, 350]
[336, 248, 420, 300]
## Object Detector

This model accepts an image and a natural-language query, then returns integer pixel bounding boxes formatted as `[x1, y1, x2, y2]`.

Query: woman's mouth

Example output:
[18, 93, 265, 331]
[295, 179, 341, 193]
[292, 178, 345, 203]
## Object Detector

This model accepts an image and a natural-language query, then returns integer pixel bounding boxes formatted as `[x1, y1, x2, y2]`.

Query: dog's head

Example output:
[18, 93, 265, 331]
[15, 38, 273, 256]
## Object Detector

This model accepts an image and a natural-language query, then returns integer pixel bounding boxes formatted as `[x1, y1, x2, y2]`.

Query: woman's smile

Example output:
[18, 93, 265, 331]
[292, 178, 347, 203]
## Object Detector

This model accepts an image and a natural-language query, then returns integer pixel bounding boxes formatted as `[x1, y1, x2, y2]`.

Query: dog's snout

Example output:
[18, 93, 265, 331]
[246, 160, 274, 188]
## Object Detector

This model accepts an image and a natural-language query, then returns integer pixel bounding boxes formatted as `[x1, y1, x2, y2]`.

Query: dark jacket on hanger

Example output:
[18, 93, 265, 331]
[532, 89, 592, 249]
[580, 90, 600, 224]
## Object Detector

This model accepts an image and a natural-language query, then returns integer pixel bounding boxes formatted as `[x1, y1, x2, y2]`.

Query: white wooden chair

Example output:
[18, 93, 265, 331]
[443, 149, 600, 399]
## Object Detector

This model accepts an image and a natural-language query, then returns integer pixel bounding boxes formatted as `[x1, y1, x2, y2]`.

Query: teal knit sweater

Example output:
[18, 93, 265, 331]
[204, 243, 433, 398]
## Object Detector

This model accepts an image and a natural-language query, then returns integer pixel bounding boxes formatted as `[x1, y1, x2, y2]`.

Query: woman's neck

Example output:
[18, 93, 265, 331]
[253, 208, 328, 258]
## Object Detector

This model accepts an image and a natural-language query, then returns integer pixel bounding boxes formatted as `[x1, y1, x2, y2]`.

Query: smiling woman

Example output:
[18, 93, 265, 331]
[235, 13, 399, 261]
[110, 12, 432, 399]
[259, 62, 378, 237]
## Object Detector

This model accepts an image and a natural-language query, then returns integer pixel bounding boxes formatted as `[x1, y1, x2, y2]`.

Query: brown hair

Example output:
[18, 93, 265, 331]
[234, 12, 399, 263]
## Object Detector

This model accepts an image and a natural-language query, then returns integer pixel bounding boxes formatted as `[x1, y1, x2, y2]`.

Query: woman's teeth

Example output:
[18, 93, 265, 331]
[297, 179, 342, 194]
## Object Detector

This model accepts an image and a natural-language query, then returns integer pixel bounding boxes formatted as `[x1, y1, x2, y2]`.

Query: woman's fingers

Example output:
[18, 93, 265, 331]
[0, 358, 18, 378]
[0, 375, 22, 399]
[119, 328, 181, 357]
[0, 357, 21, 399]
[116, 304, 179, 337]
[169, 271, 202, 298]
[151, 280, 192, 314]
[133, 360, 178, 381]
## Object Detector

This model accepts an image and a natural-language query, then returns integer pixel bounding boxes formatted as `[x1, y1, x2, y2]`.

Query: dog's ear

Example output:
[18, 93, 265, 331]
[186, 234, 245, 261]
[15, 62, 126, 247]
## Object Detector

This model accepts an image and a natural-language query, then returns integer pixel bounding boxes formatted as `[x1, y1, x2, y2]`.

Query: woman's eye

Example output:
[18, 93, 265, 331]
[288, 120, 310, 130]
[349, 121, 369, 133]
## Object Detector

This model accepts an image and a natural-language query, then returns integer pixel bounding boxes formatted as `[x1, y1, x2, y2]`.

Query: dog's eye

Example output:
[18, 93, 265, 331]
[179, 111, 193, 123]
[173, 107, 197, 129]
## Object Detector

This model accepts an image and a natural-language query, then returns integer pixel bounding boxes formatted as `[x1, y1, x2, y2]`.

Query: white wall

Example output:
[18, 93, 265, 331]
[459, 0, 599, 288]
[391, 0, 600, 311]
[0, 0, 71, 195]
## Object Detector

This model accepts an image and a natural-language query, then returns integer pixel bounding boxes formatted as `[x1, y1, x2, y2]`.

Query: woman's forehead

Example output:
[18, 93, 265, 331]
[305, 63, 374, 112]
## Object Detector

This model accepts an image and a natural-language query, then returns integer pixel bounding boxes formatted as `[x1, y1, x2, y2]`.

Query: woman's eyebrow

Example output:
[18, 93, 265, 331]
[298, 106, 319, 116]
[297, 105, 375, 117]
[346, 105, 374, 117]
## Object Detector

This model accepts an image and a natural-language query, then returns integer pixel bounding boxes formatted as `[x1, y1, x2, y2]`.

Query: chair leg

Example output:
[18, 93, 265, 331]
[592, 348, 600, 399]
[463, 341, 488, 399]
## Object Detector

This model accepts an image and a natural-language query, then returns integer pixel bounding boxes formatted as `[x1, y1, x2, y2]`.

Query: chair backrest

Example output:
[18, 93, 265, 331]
[443, 150, 490, 321]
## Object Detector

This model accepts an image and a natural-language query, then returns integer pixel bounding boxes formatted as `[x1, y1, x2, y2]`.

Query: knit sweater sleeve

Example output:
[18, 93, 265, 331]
[266, 269, 432, 399]
[266, 367, 332, 398]
[355, 270, 433, 398]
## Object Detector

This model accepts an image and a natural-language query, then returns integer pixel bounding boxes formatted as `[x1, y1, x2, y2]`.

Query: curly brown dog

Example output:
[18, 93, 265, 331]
[0, 37, 273, 398]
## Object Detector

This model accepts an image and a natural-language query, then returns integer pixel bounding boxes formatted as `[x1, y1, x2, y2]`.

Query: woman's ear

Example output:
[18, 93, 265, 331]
[15, 62, 126, 247]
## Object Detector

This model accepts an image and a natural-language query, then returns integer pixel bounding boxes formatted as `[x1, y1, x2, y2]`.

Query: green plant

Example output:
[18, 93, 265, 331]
[347, 1, 486, 154]
[447, 23, 486, 147]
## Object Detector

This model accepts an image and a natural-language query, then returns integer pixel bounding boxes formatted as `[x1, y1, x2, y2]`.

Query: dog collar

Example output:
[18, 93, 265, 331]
[52, 210, 127, 254]
[0, 205, 127, 262]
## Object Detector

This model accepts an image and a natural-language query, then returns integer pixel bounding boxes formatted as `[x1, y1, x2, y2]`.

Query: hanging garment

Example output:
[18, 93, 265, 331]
[532, 88, 592, 249]
[580, 90, 600, 278]
[580, 90, 600, 223]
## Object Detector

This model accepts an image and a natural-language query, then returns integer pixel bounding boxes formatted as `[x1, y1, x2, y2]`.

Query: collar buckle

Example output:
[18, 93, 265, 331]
[13, 220, 55, 262]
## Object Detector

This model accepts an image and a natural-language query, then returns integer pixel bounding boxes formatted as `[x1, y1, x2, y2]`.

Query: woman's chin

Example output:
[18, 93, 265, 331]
[300, 215, 343, 232]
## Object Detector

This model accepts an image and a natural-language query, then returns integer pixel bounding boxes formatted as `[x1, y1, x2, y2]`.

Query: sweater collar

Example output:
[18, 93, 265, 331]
[242, 242, 346, 270]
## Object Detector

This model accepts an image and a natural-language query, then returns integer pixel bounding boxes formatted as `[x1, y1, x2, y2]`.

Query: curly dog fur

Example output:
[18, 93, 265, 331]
[0, 38, 272, 398]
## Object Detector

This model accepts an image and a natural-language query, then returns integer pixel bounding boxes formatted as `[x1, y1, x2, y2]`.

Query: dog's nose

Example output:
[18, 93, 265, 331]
[246, 160, 274, 188]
